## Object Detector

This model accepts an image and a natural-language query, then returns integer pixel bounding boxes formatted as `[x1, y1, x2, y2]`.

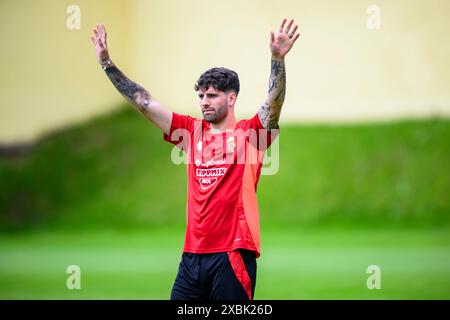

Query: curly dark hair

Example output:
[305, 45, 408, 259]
[194, 67, 240, 95]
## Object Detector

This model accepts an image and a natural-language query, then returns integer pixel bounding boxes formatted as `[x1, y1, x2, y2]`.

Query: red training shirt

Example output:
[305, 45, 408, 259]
[163, 112, 278, 258]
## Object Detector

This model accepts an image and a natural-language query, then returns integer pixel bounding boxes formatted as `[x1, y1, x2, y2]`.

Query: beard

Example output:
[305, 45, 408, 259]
[203, 103, 228, 123]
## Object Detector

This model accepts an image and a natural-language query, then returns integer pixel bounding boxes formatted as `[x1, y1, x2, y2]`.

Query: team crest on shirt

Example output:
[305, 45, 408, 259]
[226, 136, 236, 153]
[196, 141, 202, 152]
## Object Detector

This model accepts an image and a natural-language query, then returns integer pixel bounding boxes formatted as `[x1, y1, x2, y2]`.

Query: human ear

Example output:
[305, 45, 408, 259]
[227, 92, 237, 107]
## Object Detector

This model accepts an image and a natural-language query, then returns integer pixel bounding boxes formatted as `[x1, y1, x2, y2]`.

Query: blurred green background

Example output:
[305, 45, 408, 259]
[1, 0, 450, 299]
[1, 107, 449, 299]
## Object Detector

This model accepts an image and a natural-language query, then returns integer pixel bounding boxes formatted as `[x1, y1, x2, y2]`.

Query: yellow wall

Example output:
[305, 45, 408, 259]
[1, 0, 450, 143]
[0, 0, 131, 143]
[130, 0, 450, 122]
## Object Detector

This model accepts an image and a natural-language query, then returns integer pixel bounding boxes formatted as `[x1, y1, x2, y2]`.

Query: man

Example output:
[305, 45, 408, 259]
[91, 18, 299, 300]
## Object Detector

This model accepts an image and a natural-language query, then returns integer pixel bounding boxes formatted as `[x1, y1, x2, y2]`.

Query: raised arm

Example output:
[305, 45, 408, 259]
[258, 18, 300, 130]
[91, 24, 172, 135]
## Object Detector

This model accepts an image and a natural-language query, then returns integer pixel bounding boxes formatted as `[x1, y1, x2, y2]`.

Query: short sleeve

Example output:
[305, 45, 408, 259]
[163, 112, 198, 150]
[243, 114, 280, 150]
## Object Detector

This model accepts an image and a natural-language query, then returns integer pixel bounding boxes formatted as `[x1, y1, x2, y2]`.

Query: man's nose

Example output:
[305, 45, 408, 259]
[201, 96, 210, 106]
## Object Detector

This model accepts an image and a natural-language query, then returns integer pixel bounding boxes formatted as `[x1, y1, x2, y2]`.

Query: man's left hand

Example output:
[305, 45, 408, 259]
[270, 18, 300, 60]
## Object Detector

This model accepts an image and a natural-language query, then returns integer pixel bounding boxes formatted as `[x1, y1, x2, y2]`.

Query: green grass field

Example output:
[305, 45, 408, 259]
[1, 106, 449, 299]
[1, 107, 449, 231]
[1, 226, 449, 299]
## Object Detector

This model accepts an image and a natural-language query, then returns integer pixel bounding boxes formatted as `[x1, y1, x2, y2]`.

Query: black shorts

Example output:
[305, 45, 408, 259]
[170, 249, 257, 300]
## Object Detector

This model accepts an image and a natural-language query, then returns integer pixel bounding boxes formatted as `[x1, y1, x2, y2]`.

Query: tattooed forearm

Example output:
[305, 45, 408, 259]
[268, 59, 286, 106]
[258, 101, 280, 130]
[104, 64, 152, 113]
[258, 59, 286, 129]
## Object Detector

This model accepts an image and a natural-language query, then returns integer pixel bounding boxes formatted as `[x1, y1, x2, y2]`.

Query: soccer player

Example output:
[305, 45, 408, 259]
[91, 18, 299, 300]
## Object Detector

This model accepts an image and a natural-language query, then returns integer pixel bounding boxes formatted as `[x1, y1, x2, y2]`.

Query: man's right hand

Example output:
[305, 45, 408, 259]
[91, 24, 110, 64]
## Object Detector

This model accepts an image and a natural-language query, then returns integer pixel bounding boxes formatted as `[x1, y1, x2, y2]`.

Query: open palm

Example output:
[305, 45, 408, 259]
[270, 18, 300, 59]
[91, 24, 109, 63]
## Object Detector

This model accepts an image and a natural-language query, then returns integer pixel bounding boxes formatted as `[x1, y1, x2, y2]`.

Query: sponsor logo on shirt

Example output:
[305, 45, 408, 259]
[194, 159, 227, 167]
[196, 167, 227, 177]
[199, 177, 218, 190]
[196, 167, 227, 190]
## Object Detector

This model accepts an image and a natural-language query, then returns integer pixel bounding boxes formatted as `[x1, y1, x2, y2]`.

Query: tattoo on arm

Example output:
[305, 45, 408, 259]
[105, 65, 152, 113]
[268, 60, 286, 104]
[258, 59, 286, 129]
[258, 101, 273, 129]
